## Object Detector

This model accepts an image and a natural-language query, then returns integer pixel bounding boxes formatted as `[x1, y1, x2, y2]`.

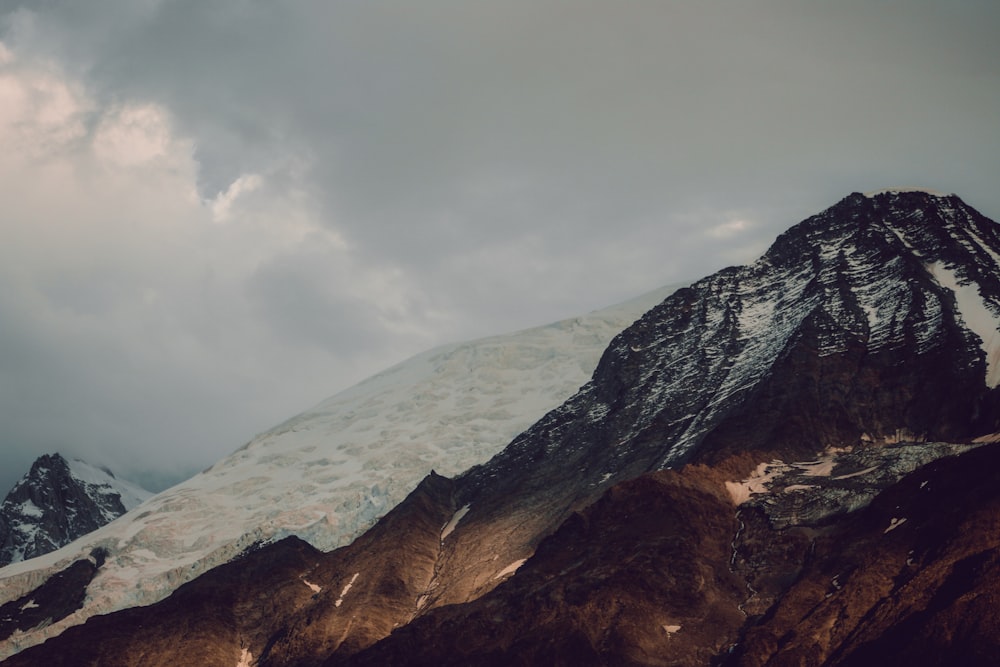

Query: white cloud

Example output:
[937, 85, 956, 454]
[92, 103, 175, 166]
[210, 173, 263, 222]
[707, 218, 752, 240]
[0, 55, 89, 156]
[0, 43, 437, 490]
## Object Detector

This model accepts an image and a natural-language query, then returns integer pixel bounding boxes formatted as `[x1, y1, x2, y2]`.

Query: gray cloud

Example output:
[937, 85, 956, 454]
[0, 1, 998, 493]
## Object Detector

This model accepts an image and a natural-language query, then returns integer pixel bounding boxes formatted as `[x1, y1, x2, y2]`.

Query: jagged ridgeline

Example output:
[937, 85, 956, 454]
[0, 454, 150, 566]
[2, 190, 999, 666]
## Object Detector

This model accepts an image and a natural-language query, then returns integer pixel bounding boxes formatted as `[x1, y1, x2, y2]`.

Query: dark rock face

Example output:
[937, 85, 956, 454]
[727, 443, 1000, 667]
[0, 549, 106, 643]
[3, 191, 999, 665]
[0, 454, 140, 566]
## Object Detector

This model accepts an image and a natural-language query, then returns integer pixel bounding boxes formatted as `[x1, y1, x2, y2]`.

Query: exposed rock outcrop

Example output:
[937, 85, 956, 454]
[0, 454, 150, 567]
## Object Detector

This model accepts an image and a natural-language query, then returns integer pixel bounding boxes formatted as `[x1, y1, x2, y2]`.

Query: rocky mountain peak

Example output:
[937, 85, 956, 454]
[0, 454, 151, 567]
[1, 191, 998, 666]
[462, 192, 1000, 499]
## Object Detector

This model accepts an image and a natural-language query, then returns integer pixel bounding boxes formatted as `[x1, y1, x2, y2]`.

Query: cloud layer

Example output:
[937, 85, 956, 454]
[1, 1, 998, 492]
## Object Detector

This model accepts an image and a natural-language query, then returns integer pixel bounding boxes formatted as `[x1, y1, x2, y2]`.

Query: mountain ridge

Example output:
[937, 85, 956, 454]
[2, 190, 999, 665]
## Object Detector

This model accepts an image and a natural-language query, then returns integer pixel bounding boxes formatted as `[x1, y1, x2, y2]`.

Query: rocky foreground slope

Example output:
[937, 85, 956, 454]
[3, 190, 1000, 665]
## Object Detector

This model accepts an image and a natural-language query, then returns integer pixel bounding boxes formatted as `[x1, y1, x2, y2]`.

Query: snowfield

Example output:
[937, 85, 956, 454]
[0, 284, 679, 657]
[65, 458, 152, 516]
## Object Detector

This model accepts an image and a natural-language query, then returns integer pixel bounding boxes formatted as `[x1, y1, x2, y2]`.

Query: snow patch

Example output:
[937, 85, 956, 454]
[236, 647, 253, 667]
[334, 572, 359, 607]
[67, 458, 152, 511]
[884, 517, 907, 534]
[17, 500, 43, 519]
[727, 450, 857, 503]
[726, 461, 784, 505]
[797, 457, 835, 477]
[440, 504, 471, 542]
[302, 578, 321, 594]
[925, 261, 1000, 387]
[662, 624, 681, 634]
[493, 559, 527, 580]
[19, 600, 39, 611]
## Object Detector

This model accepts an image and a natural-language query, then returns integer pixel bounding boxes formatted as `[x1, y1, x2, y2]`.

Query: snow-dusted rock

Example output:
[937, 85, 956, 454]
[0, 454, 150, 567]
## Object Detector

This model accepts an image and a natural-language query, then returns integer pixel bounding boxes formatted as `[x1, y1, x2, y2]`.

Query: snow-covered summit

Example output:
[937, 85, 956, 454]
[0, 283, 679, 657]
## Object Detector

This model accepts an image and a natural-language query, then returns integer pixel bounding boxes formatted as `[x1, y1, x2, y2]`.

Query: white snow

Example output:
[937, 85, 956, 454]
[884, 517, 907, 534]
[19, 600, 38, 611]
[334, 572, 359, 608]
[925, 261, 1000, 387]
[440, 504, 471, 542]
[66, 458, 152, 512]
[726, 461, 788, 505]
[725, 455, 843, 505]
[16, 500, 43, 519]
[0, 284, 680, 658]
[662, 624, 681, 634]
[302, 578, 321, 594]
[797, 457, 836, 478]
[493, 559, 527, 580]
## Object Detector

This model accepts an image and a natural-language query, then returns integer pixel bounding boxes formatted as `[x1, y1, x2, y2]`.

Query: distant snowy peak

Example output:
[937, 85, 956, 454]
[0, 454, 151, 566]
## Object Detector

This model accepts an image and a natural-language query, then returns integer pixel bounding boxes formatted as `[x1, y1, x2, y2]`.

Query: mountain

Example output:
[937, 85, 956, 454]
[3, 190, 1000, 665]
[0, 284, 676, 659]
[0, 454, 150, 567]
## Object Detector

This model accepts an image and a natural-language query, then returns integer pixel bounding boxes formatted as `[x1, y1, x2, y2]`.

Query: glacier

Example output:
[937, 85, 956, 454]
[0, 283, 678, 657]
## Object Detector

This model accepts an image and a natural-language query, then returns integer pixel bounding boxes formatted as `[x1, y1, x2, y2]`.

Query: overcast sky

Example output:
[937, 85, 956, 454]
[1, 1, 998, 493]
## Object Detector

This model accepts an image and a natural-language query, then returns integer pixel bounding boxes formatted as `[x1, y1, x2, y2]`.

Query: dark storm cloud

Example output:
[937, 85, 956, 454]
[0, 1, 998, 493]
